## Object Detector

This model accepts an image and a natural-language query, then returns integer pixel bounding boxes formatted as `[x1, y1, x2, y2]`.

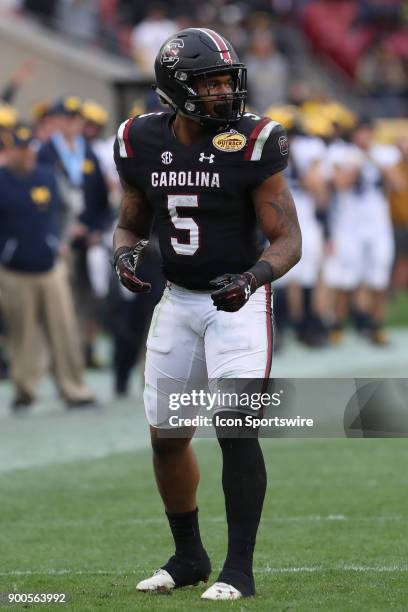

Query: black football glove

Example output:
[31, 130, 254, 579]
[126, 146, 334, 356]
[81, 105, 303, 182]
[113, 241, 151, 293]
[210, 272, 257, 312]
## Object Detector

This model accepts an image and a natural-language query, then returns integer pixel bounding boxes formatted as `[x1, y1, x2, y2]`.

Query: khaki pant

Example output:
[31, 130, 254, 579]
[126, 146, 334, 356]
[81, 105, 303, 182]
[0, 261, 94, 402]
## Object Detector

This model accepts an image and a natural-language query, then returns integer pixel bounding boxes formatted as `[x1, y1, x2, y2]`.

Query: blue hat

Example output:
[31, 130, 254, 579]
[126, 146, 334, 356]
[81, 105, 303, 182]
[50, 96, 82, 116]
[11, 124, 34, 147]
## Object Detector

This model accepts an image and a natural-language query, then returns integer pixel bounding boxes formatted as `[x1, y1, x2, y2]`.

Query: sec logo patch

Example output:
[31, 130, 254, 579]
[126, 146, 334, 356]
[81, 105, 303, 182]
[212, 132, 246, 152]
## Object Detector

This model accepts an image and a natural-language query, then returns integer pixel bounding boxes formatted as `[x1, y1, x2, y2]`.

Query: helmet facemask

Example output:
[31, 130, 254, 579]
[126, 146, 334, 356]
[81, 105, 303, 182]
[184, 67, 247, 127]
[155, 65, 247, 128]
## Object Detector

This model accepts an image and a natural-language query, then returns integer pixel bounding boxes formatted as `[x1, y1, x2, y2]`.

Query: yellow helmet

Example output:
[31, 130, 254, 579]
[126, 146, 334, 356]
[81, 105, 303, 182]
[301, 100, 325, 116]
[300, 112, 334, 138]
[321, 102, 357, 130]
[264, 104, 299, 130]
[0, 103, 19, 129]
[81, 100, 108, 126]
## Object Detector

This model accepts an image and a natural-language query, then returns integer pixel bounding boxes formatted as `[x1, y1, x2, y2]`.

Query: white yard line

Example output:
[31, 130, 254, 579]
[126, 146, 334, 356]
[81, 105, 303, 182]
[257, 565, 408, 574]
[3, 515, 407, 527]
[1, 565, 407, 577]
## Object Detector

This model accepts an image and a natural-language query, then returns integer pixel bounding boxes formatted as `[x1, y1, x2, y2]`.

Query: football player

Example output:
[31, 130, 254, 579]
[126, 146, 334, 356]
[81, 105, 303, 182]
[113, 28, 301, 600]
[324, 118, 399, 345]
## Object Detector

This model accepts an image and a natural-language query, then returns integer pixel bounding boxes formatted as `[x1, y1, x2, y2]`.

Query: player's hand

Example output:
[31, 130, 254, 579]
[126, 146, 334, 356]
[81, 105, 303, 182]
[210, 272, 256, 312]
[113, 245, 151, 293]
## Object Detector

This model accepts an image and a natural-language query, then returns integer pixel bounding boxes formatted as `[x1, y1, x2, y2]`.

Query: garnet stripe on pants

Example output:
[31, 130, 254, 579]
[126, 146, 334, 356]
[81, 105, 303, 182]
[263, 283, 273, 390]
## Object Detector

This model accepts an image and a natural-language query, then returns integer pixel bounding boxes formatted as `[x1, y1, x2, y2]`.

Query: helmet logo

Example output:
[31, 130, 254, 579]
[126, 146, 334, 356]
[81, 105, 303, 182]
[278, 135, 289, 155]
[161, 39, 184, 68]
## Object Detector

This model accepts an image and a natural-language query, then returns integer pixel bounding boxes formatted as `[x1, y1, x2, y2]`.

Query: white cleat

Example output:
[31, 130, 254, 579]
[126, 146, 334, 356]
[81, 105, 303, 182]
[201, 581, 242, 600]
[136, 568, 176, 592]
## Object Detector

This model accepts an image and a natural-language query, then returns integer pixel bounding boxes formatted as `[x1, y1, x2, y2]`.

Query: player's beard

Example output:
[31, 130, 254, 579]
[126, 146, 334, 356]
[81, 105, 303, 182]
[213, 99, 233, 120]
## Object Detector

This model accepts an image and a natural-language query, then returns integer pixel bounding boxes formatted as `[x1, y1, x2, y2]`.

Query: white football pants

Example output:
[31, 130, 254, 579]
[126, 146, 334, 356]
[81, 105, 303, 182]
[144, 282, 273, 427]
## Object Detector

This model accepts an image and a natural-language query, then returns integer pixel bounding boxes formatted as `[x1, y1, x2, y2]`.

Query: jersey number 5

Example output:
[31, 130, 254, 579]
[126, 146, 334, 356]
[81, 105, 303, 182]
[167, 195, 199, 256]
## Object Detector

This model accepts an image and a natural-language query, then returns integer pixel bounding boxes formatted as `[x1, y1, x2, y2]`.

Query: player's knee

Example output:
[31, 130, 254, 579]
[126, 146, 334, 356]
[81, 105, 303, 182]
[150, 429, 191, 457]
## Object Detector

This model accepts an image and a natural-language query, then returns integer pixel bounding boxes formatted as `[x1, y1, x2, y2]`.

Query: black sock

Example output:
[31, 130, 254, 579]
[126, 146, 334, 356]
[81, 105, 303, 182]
[166, 508, 206, 561]
[352, 309, 372, 333]
[216, 416, 267, 596]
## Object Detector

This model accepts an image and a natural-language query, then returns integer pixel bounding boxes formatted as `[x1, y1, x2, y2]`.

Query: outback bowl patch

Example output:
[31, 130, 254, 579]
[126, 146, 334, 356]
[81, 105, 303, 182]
[212, 132, 246, 152]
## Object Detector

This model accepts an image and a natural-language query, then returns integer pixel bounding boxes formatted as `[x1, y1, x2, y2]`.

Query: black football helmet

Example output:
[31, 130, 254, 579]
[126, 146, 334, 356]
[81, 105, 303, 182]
[153, 28, 247, 128]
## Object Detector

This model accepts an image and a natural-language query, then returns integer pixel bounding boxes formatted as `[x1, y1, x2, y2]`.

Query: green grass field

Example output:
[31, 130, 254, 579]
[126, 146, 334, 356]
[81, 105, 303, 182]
[1, 327, 408, 611]
[1, 438, 408, 611]
[387, 292, 408, 327]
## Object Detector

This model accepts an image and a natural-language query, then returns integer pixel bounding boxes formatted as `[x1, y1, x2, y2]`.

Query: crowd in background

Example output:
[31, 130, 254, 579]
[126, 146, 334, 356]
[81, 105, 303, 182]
[1, 1, 407, 116]
[303, 1, 408, 116]
[0, 1, 407, 411]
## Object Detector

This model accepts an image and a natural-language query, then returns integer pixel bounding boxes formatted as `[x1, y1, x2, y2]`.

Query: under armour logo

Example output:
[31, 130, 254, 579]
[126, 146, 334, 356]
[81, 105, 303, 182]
[161, 151, 173, 165]
[199, 152, 215, 163]
[245, 286, 251, 301]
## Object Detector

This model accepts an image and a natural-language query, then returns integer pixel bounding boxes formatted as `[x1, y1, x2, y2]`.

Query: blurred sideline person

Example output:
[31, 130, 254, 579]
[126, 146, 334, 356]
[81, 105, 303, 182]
[113, 29, 301, 600]
[82, 99, 109, 162]
[267, 105, 329, 347]
[38, 96, 112, 367]
[31, 100, 60, 144]
[130, 4, 177, 76]
[80, 99, 117, 358]
[0, 103, 20, 379]
[0, 125, 95, 410]
[244, 32, 289, 113]
[81, 98, 124, 208]
[324, 118, 399, 345]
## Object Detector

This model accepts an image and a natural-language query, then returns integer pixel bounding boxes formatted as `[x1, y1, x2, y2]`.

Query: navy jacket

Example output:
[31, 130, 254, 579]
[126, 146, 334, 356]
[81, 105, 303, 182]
[0, 165, 61, 273]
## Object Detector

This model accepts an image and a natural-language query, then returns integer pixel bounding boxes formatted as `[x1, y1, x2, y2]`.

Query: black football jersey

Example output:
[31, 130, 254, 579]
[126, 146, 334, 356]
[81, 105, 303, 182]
[114, 111, 288, 290]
